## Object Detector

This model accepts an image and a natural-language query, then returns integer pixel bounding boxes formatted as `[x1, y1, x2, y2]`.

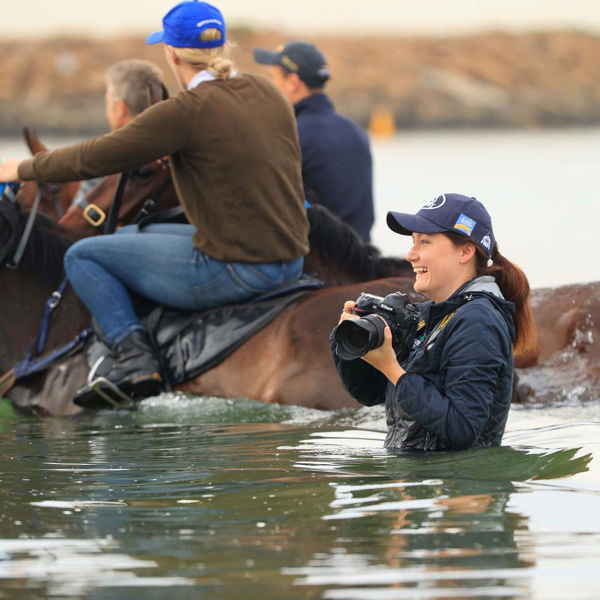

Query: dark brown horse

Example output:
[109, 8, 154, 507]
[16, 127, 180, 238]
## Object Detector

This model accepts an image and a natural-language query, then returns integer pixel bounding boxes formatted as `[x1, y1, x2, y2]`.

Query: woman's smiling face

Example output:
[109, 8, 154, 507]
[406, 232, 477, 302]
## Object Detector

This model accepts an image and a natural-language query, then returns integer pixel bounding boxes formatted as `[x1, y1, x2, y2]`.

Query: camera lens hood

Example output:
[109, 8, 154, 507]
[334, 315, 386, 360]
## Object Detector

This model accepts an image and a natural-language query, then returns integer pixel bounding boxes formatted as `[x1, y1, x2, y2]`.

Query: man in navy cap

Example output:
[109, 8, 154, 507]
[254, 41, 374, 242]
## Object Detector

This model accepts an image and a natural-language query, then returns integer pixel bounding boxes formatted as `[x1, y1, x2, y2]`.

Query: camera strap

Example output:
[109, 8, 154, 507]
[424, 311, 457, 351]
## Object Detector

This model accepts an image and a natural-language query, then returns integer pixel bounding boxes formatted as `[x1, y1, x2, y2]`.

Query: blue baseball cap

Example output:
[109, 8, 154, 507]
[254, 41, 330, 88]
[146, 1, 226, 49]
[387, 193, 496, 258]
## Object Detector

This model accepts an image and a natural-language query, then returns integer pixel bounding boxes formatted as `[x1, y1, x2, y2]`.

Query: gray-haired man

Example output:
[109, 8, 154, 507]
[71, 59, 167, 214]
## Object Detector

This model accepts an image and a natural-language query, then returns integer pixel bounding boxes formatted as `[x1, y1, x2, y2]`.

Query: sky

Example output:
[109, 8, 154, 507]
[4, 0, 600, 38]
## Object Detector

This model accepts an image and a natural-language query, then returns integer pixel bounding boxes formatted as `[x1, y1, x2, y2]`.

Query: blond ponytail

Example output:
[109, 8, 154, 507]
[173, 28, 234, 80]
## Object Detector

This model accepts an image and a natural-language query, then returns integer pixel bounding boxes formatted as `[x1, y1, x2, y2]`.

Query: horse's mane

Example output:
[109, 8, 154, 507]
[307, 204, 413, 281]
[0, 200, 72, 287]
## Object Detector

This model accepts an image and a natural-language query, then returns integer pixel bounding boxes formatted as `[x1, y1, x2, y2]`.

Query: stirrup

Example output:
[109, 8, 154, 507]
[75, 377, 134, 410]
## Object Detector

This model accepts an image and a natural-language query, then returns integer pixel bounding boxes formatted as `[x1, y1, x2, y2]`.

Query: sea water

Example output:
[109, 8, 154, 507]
[0, 397, 599, 599]
[0, 128, 599, 598]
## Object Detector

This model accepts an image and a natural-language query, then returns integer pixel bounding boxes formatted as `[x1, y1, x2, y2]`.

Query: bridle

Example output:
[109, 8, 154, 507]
[18, 180, 66, 221]
[41, 182, 66, 219]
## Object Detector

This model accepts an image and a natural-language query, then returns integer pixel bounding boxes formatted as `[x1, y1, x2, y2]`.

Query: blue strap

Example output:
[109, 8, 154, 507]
[36, 278, 69, 355]
[12, 277, 91, 381]
[20, 277, 69, 366]
[13, 328, 92, 380]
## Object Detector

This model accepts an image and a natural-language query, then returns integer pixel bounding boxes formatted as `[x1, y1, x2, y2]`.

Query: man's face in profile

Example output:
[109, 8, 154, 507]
[269, 66, 296, 104]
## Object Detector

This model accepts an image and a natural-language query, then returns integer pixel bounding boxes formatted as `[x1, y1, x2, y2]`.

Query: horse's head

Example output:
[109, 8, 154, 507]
[18, 127, 80, 220]
[16, 179, 80, 222]
[57, 158, 177, 240]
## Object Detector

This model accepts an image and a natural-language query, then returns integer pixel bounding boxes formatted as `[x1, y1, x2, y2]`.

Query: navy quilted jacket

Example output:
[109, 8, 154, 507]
[331, 276, 516, 451]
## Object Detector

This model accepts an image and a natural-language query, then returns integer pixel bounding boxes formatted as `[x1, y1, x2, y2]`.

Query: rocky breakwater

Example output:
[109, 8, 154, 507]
[1, 29, 600, 135]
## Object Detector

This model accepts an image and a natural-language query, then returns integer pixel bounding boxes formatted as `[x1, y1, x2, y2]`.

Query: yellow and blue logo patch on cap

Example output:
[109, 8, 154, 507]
[454, 213, 476, 236]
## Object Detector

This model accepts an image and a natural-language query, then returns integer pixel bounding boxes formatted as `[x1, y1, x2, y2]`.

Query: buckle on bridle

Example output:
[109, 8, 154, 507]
[83, 204, 106, 227]
[48, 291, 62, 309]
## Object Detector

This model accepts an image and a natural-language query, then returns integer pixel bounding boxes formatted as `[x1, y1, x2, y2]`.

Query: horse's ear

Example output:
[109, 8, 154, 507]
[23, 126, 47, 156]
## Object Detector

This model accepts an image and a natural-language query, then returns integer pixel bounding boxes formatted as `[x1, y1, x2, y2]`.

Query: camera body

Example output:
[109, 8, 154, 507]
[333, 292, 419, 361]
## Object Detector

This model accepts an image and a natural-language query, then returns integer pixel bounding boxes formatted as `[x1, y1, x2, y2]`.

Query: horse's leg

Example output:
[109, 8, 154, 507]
[8, 354, 87, 417]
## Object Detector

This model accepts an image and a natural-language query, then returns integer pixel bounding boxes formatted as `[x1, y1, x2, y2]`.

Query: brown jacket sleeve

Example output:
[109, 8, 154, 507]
[18, 94, 197, 183]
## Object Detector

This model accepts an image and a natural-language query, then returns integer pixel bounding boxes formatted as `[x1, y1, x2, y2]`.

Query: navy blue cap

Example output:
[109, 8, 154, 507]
[146, 1, 226, 49]
[253, 41, 330, 88]
[387, 193, 496, 258]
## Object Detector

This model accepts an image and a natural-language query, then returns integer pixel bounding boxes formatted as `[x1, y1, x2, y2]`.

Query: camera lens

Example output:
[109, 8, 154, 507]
[334, 315, 386, 360]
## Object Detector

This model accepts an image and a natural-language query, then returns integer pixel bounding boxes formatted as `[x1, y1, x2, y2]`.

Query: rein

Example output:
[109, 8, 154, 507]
[7, 186, 42, 269]
[103, 172, 130, 235]
[44, 182, 65, 219]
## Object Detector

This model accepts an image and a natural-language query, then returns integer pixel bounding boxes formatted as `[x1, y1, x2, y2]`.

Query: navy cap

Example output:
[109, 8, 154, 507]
[146, 1, 226, 49]
[253, 41, 330, 88]
[387, 193, 496, 258]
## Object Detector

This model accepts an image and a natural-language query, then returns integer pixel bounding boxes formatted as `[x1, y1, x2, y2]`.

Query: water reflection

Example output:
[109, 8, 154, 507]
[0, 538, 193, 596]
[0, 398, 599, 598]
[283, 428, 596, 599]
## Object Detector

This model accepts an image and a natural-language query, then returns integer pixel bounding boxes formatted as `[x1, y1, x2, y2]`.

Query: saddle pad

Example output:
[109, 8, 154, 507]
[84, 276, 323, 387]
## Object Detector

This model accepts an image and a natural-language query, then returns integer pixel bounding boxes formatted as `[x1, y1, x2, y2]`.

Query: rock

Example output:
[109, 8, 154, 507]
[1, 30, 600, 134]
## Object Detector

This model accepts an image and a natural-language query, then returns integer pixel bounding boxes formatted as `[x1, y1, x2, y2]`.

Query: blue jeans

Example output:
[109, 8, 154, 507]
[64, 224, 304, 346]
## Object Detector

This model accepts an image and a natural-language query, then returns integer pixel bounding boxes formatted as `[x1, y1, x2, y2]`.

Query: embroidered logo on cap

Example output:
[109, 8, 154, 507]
[454, 213, 476, 236]
[197, 18, 223, 27]
[481, 234, 492, 250]
[281, 55, 299, 71]
[421, 194, 446, 210]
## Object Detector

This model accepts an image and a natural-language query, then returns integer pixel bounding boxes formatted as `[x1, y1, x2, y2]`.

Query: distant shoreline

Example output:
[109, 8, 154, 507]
[1, 29, 599, 135]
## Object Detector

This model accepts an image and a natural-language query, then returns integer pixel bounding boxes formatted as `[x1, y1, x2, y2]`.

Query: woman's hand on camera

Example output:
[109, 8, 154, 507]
[338, 300, 358, 324]
[361, 320, 406, 385]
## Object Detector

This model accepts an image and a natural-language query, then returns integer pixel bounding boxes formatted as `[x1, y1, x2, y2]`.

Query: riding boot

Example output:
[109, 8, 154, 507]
[74, 329, 163, 408]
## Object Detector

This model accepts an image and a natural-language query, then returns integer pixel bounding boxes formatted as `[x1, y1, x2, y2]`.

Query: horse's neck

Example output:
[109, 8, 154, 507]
[0, 271, 89, 373]
[303, 253, 363, 287]
[304, 247, 414, 288]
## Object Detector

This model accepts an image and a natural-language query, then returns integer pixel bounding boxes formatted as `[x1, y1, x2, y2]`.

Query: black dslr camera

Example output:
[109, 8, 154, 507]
[333, 292, 419, 361]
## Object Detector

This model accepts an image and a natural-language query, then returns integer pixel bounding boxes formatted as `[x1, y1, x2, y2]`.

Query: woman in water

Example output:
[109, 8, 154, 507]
[331, 193, 537, 451]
